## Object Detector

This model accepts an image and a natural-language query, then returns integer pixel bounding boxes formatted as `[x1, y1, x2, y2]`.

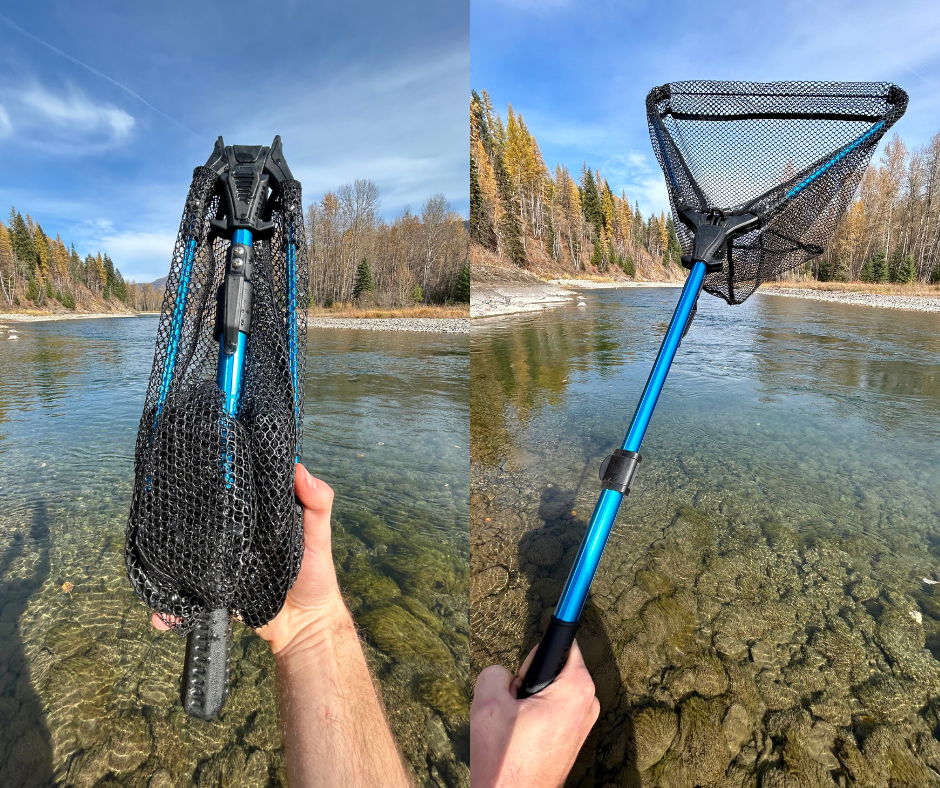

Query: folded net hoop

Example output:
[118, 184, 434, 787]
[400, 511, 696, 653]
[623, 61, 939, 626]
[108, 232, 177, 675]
[647, 81, 908, 304]
[126, 157, 309, 634]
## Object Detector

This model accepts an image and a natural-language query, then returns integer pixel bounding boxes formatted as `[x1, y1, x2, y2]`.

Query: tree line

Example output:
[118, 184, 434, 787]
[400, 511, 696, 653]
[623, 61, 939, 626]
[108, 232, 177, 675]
[813, 133, 940, 284]
[306, 179, 470, 308]
[0, 208, 141, 311]
[470, 89, 683, 277]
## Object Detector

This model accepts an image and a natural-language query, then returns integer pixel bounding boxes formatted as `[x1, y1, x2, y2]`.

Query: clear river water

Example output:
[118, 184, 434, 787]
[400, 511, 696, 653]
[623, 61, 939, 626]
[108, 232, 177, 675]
[470, 288, 940, 787]
[0, 316, 469, 788]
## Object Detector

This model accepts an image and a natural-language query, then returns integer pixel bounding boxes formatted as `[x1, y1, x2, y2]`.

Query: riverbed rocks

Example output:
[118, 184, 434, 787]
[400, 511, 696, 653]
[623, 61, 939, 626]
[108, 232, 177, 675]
[471, 459, 940, 787]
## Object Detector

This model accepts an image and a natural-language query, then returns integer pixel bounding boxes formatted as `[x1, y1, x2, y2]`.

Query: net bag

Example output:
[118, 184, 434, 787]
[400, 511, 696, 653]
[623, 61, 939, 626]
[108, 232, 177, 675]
[646, 81, 908, 303]
[126, 145, 308, 635]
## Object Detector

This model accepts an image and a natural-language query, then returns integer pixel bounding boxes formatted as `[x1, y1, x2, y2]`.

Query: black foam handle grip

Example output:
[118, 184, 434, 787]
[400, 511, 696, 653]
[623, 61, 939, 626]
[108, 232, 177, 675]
[518, 616, 579, 699]
[182, 608, 232, 720]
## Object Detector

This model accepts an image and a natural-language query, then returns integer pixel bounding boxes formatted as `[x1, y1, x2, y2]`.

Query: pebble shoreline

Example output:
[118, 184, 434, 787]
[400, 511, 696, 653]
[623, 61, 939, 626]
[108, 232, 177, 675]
[307, 317, 470, 334]
[760, 287, 940, 312]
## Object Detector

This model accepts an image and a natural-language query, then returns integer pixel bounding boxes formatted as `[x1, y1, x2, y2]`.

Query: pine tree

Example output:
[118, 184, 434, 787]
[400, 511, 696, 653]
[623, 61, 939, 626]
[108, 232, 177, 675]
[9, 209, 36, 273]
[932, 263, 940, 284]
[494, 152, 526, 266]
[580, 166, 603, 239]
[590, 241, 603, 269]
[455, 261, 470, 303]
[622, 255, 636, 277]
[412, 284, 423, 304]
[352, 257, 375, 299]
[870, 251, 888, 283]
[859, 258, 874, 282]
[896, 253, 916, 284]
[469, 155, 492, 248]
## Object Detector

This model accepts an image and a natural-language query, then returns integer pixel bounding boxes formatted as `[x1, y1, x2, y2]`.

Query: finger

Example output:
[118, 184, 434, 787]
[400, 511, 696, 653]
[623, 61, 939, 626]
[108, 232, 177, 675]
[516, 645, 539, 681]
[556, 638, 588, 679]
[473, 664, 516, 700]
[151, 612, 171, 631]
[294, 463, 334, 553]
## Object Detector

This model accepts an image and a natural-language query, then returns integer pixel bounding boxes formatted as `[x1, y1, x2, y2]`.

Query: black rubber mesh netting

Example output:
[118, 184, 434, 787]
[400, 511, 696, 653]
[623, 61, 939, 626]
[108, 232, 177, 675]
[646, 81, 907, 304]
[126, 165, 309, 632]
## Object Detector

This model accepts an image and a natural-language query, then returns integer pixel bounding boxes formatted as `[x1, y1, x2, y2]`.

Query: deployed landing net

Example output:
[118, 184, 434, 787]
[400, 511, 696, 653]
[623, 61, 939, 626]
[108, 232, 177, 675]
[126, 166, 309, 632]
[647, 81, 907, 303]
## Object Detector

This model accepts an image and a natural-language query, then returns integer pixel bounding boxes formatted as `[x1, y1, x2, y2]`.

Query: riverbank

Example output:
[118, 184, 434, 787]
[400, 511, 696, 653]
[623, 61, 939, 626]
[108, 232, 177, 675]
[760, 287, 940, 312]
[0, 311, 143, 322]
[471, 278, 680, 318]
[308, 316, 469, 333]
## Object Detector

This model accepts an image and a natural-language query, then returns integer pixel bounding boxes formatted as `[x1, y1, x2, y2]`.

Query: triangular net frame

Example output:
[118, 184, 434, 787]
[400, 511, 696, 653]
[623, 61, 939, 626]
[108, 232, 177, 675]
[647, 81, 907, 304]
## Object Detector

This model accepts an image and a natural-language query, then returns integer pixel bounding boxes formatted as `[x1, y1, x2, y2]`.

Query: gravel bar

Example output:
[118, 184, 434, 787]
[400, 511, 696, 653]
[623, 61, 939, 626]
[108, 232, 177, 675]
[307, 317, 469, 333]
[761, 288, 940, 312]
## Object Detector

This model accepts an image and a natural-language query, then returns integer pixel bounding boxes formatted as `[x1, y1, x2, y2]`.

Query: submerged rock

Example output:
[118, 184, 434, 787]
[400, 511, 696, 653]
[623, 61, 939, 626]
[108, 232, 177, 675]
[360, 603, 454, 666]
[632, 706, 677, 772]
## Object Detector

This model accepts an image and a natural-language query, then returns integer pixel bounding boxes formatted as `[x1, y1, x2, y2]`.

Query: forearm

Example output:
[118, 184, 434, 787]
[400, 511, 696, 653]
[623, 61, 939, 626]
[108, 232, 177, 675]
[275, 602, 412, 788]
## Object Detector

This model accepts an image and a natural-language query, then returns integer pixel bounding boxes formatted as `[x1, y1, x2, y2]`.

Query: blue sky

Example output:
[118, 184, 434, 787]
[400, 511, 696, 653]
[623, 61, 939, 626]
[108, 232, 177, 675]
[0, 0, 467, 282]
[472, 0, 940, 220]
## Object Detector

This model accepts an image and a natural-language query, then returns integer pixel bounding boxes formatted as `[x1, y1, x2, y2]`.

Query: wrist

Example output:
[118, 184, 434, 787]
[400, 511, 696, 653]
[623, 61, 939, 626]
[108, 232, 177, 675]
[270, 593, 353, 661]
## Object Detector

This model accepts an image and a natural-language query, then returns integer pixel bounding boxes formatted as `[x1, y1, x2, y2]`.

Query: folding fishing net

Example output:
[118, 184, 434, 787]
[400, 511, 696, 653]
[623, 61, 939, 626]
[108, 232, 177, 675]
[126, 139, 308, 641]
[647, 81, 908, 303]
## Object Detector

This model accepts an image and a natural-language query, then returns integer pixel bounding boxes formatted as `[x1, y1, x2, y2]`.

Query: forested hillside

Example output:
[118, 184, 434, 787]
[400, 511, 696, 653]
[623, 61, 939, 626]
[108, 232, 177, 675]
[306, 180, 470, 307]
[472, 89, 940, 285]
[0, 208, 161, 313]
[470, 89, 685, 280]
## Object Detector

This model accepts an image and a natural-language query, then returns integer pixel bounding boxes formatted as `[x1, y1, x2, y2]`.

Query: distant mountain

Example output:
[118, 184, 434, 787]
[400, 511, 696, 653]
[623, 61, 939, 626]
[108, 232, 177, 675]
[151, 276, 167, 289]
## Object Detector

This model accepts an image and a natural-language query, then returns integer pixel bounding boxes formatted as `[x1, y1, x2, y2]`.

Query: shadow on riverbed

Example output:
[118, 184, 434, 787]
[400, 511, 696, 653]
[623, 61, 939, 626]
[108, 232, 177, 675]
[518, 484, 640, 787]
[0, 499, 54, 788]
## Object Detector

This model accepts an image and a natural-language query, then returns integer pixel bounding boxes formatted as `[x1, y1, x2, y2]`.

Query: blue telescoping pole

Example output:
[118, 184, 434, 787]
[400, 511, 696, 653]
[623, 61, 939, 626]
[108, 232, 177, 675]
[519, 260, 707, 697]
[555, 260, 706, 621]
[217, 228, 253, 415]
[285, 226, 301, 462]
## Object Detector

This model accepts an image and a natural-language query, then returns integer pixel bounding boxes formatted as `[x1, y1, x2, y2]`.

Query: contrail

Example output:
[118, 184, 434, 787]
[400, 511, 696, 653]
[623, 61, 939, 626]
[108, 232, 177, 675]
[0, 11, 210, 143]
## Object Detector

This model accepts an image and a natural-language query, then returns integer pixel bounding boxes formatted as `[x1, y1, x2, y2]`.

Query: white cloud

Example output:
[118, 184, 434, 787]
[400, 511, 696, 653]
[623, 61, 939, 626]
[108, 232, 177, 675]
[95, 229, 176, 283]
[21, 84, 134, 137]
[0, 82, 135, 152]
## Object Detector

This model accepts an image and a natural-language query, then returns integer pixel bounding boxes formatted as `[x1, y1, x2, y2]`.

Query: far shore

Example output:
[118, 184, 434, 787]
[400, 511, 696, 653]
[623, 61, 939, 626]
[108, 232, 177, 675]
[0, 311, 147, 323]
[471, 277, 681, 318]
[759, 287, 940, 313]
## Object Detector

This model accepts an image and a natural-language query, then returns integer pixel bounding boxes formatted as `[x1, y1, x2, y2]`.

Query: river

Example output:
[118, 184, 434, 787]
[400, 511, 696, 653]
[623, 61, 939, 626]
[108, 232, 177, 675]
[470, 288, 940, 786]
[0, 316, 469, 787]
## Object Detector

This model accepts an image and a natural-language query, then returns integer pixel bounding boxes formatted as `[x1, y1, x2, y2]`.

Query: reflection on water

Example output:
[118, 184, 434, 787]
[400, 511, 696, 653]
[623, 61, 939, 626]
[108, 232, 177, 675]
[471, 290, 940, 786]
[0, 317, 468, 787]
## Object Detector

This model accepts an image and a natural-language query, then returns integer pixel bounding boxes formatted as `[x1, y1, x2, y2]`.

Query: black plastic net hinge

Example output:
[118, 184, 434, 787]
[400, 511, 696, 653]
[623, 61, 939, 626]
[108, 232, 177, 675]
[599, 449, 642, 495]
[678, 209, 760, 273]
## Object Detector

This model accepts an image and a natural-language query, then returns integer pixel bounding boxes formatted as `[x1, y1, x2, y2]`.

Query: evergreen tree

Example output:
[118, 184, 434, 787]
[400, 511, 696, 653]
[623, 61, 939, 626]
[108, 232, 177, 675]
[896, 253, 916, 284]
[580, 166, 603, 239]
[25, 276, 39, 302]
[352, 257, 375, 299]
[455, 261, 470, 303]
[666, 218, 683, 265]
[494, 152, 526, 266]
[9, 209, 36, 273]
[932, 263, 940, 284]
[412, 284, 423, 304]
[870, 251, 888, 283]
[622, 255, 636, 277]
[469, 155, 493, 248]
[859, 258, 874, 282]
[590, 241, 603, 269]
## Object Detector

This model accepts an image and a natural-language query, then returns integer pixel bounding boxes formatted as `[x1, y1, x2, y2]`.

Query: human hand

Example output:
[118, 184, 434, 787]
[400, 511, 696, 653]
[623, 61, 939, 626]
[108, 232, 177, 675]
[469, 639, 600, 788]
[152, 463, 349, 656]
